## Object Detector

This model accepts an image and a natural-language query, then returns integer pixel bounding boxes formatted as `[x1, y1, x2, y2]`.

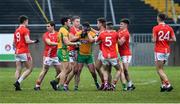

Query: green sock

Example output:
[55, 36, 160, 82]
[122, 83, 127, 89]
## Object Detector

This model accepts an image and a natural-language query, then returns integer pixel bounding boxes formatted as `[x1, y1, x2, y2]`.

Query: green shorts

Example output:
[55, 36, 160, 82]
[77, 53, 93, 64]
[57, 48, 69, 62]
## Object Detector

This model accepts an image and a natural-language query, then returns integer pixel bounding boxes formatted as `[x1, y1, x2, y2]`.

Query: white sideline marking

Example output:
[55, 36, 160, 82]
[135, 80, 157, 85]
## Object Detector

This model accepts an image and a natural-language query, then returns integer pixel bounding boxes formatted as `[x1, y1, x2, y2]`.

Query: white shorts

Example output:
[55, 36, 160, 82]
[154, 52, 170, 61]
[15, 53, 32, 62]
[69, 50, 78, 62]
[43, 57, 60, 66]
[97, 50, 102, 60]
[121, 55, 132, 63]
[100, 55, 118, 66]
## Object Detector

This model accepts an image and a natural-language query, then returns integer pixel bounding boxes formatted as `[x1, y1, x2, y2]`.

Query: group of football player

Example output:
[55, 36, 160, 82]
[13, 13, 176, 92]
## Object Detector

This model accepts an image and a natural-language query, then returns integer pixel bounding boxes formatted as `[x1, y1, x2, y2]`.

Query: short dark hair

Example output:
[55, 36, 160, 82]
[71, 16, 80, 21]
[120, 18, 130, 25]
[158, 13, 167, 21]
[82, 22, 91, 31]
[61, 16, 71, 25]
[47, 21, 55, 28]
[97, 17, 106, 28]
[19, 15, 28, 24]
[106, 21, 113, 29]
[82, 22, 90, 28]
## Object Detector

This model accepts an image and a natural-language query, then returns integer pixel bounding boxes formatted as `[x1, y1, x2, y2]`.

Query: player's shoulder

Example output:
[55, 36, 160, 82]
[70, 26, 75, 31]
[165, 24, 173, 30]
[43, 31, 49, 38]
[59, 26, 69, 33]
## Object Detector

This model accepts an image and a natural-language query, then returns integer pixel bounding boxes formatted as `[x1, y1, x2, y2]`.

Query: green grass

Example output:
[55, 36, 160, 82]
[0, 66, 180, 103]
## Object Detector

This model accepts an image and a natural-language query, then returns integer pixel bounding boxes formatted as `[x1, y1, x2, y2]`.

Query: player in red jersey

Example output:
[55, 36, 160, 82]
[13, 15, 39, 91]
[95, 18, 107, 90]
[34, 21, 61, 90]
[117, 18, 135, 91]
[96, 22, 127, 91]
[64, 16, 81, 90]
[152, 13, 176, 92]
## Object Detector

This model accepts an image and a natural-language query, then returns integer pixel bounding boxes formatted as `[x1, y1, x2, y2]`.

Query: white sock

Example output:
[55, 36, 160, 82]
[166, 84, 171, 88]
[64, 84, 68, 87]
[128, 81, 132, 87]
[17, 76, 24, 83]
[35, 84, 40, 87]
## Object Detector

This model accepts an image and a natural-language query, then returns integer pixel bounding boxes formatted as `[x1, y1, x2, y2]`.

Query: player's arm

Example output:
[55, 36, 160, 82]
[118, 36, 126, 46]
[63, 37, 80, 46]
[69, 31, 81, 42]
[25, 35, 39, 44]
[91, 28, 99, 34]
[12, 39, 15, 49]
[169, 35, 176, 42]
[169, 28, 176, 42]
[152, 33, 156, 42]
[45, 38, 57, 46]
[88, 33, 96, 42]
[152, 27, 156, 42]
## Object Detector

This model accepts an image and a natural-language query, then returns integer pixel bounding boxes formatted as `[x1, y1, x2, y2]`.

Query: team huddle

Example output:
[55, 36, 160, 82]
[13, 13, 176, 92]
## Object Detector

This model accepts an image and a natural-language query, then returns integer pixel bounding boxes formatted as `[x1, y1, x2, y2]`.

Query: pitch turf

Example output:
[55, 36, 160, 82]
[0, 66, 180, 103]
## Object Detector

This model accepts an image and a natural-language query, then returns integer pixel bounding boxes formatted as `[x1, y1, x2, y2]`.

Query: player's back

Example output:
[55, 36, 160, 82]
[153, 24, 175, 53]
[99, 30, 118, 58]
[14, 25, 30, 54]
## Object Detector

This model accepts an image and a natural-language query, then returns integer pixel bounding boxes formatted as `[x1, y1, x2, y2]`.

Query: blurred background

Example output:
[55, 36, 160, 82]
[0, 0, 180, 67]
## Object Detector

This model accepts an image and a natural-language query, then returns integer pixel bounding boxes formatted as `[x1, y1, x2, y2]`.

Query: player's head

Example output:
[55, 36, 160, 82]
[82, 22, 91, 32]
[46, 21, 55, 32]
[120, 18, 130, 30]
[97, 17, 106, 29]
[72, 16, 80, 28]
[61, 16, 71, 27]
[19, 15, 28, 26]
[106, 21, 113, 30]
[157, 13, 166, 23]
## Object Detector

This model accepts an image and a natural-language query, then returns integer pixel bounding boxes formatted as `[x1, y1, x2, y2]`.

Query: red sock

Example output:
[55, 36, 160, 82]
[113, 80, 117, 85]
[164, 80, 170, 86]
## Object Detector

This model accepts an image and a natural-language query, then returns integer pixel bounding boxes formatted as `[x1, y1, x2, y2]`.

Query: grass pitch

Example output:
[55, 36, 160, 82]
[0, 66, 180, 103]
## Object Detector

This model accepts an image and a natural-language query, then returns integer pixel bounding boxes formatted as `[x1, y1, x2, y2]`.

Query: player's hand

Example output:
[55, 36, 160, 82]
[34, 39, 39, 43]
[75, 42, 81, 46]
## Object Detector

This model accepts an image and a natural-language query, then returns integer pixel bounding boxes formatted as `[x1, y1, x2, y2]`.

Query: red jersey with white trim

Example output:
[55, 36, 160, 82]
[118, 29, 131, 56]
[153, 23, 175, 53]
[98, 30, 118, 58]
[14, 25, 30, 54]
[68, 26, 80, 51]
[43, 31, 58, 57]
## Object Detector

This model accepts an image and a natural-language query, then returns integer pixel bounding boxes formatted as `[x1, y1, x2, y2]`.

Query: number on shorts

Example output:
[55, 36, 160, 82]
[105, 37, 112, 47]
[158, 31, 170, 41]
[15, 32, 21, 42]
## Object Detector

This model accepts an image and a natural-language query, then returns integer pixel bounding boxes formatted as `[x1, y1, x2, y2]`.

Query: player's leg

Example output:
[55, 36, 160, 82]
[34, 64, 49, 90]
[95, 51, 104, 83]
[87, 63, 100, 89]
[155, 52, 173, 92]
[15, 61, 22, 80]
[34, 57, 51, 90]
[112, 59, 127, 91]
[14, 53, 33, 91]
[74, 63, 84, 91]
[102, 64, 110, 91]
[122, 56, 135, 90]
[64, 61, 78, 89]
[13, 61, 23, 91]
[57, 62, 71, 91]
